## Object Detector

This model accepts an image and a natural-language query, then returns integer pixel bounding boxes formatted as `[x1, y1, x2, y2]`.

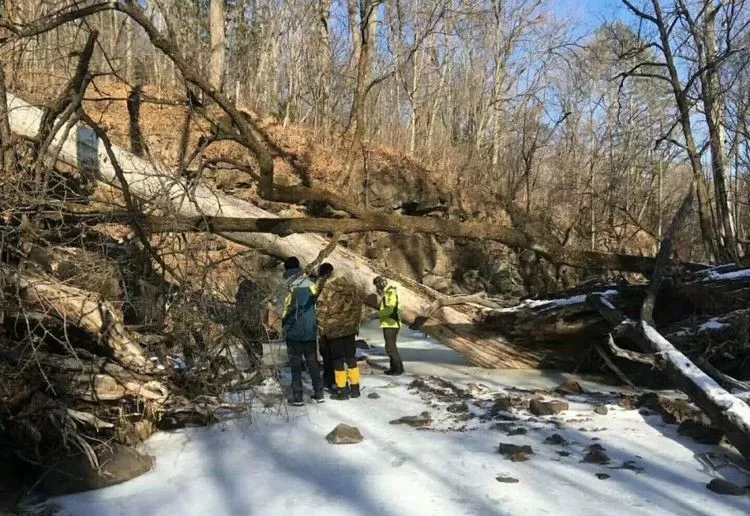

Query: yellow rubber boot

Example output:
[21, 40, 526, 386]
[348, 367, 361, 398]
[332, 370, 349, 400]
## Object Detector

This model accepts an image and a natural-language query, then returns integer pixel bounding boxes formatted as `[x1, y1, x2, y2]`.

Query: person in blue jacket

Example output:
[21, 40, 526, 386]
[281, 257, 324, 405]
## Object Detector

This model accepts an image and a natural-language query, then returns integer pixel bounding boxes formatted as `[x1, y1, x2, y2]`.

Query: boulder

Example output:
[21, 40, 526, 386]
[595, 473, 611, 480]
[466, 383, 493, 397]
[367, 392, 381, 399]
[390, 411, 432, 428]
[594, 406, 609, 416]
[582, 446, 611, 465]
[498, 443, 534, 459]
[637, 393, 703, 424]
[677, 420, 723, 445]
[496, 476, 520, 484]
[706, 479, 746, 496]
[326, 424, 364, 444]
[556, 379, 584, 395]
[423, 274, 452, 293]
[529, 398, 569, 416]
[544, 434, 569, 446]
[447, 402, 470, 414]
[491, 396, 513, 412]
[34, 444, 153, 497]
[619, 396, 638, 410]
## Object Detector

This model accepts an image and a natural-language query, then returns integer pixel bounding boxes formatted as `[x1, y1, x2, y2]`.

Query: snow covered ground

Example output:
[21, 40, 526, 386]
[49, 322, 750, 516]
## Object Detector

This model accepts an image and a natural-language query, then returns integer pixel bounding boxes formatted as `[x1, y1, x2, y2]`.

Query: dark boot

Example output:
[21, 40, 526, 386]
[384, 357, 394, 375]
[386, 359, 404, 376]
[331, 370, 349, 400]
[290, 391, 304, 406]
[330, 386, 350, 400]
[348, 367, 361, 398]
[312, 389, 325, 403]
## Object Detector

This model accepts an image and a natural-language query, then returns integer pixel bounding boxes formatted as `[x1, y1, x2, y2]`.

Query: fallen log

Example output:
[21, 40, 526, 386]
[1, 264, 151, 373]
[478, 272, 750, 345]
[23, 211, 709, 275]
[589, 294, 750, 460]
[409, 292, 508, 331]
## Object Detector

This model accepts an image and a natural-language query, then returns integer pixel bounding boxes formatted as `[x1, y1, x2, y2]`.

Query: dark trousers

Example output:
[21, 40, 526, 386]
[383, 328, 401, 362]
[328, 334, 357, 371]
[287, 339, 322, 395]
[319, 336, 334, 389]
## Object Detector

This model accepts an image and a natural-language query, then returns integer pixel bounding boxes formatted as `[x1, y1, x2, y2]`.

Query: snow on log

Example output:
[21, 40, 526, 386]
[589, 293, 750, 460]
[5, 93, 535, 368]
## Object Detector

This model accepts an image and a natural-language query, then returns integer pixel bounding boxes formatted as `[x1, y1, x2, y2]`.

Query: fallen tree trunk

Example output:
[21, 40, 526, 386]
[25, 211, 708, 275]
[1, 264, 152, 373]
[471, 273, 750, 377]
[589, 294, 750, 460]
[409, 292, 508, 331]
[478, 270, 750, 344]
[1, 265, 249, 478]
[6, 92, 538, 368]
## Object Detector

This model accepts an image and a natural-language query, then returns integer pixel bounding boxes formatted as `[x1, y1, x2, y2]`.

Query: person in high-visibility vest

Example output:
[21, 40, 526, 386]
[373, 276, 404, 375]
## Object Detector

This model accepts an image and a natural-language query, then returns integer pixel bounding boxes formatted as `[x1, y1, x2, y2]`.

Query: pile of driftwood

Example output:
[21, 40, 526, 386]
[0, 250, 260, 498]
[477, 265, 750, 380]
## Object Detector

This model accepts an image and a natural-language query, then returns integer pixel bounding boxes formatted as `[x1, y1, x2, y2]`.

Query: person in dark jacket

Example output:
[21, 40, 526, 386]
[235, 277, 264, 367]
[281, 257, 324, 405]
[316, 263, 363, 400]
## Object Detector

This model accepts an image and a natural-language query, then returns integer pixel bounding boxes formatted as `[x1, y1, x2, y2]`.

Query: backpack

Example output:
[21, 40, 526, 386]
[282, 278, 317, 341]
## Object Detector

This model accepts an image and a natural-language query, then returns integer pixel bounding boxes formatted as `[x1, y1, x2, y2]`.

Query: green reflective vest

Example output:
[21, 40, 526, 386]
[378, 284, 400, 329]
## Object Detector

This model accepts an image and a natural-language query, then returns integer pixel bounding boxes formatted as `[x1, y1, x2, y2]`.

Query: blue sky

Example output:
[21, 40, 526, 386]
[553, 0, 628, 36]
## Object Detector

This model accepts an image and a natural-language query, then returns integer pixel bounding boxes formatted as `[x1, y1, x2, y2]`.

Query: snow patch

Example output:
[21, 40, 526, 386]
[698, 319, 727, 332]
[48, 323, 750, 516]
[503, 289, 620, 312]
[702, 268, 750, 282]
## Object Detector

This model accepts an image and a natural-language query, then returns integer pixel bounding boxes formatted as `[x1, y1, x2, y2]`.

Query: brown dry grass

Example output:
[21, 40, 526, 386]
[79, 80, 450, 202]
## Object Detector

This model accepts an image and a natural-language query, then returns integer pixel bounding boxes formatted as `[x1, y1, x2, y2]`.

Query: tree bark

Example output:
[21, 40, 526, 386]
[209, 0, 226, 92]
[0, 62, 14, 173]
[315, 0, 333, 138]
[586, 133, 750, 458]
[409, 292, 507, 331]
[29, 211, 707, 275]
[646, 0, 719, 260]
[697, 2, 739, 261]
[343, 0, 381, 191]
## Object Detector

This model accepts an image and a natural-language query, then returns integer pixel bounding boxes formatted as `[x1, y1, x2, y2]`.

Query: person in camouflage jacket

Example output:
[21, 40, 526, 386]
[315, 263, 363, 400]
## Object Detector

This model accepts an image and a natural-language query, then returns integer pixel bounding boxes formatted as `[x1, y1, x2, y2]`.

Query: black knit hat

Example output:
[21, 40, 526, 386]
[318, 262, 334, 277]
[373, 276, 387, 290]
[284, 256, 300, 270]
